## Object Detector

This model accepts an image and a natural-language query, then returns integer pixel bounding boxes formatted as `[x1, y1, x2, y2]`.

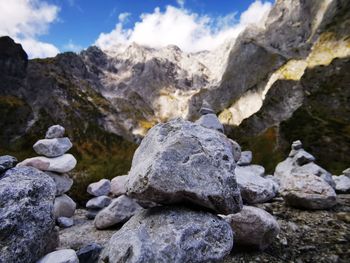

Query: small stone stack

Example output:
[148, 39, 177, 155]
[17, 125, 77, 226]
[332, 168, 350, 194]
[85, 179, 112, 220]
[274, 140, 337, 209]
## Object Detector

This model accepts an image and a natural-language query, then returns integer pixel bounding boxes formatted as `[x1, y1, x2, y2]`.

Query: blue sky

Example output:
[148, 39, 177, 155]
[0, 0, 274, 58]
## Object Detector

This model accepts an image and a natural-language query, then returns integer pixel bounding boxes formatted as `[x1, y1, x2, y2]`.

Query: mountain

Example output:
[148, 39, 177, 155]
[0, 0, 349, 201]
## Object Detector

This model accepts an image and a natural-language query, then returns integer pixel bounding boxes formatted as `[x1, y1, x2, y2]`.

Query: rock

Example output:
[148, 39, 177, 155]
[0, 155, 17, 174]
[57, 217, 74, 228]
[76, 243, 103, 263]
[0, 167, 58, 262]
[237, 151, 252, 166]
[86, 196, 112, 209]
[275, 143, 335, 188]
[110, 175, 128, 197]
[280, 173, 337, 210]
[46, 172, 73, 196]
[195, 113, 224, 133]
[54, 194, 77, 219]
[294, 150, 316, 165]
[94, 195, 143, 230]
[236, 166, 278, 204]
[17, 154, 77, 173]
[199, 100, 215, 115]
[343, 168, 350, 177]
[87, 178, 111, 197]
[236, 164, 265, 177]
[332, 175, 350, 194]
[291, 140, 303, 150]
[45, 125, 65, 139]
[101, 206, 233, 263]
[229, 139, 242, 162]
[37, 249, 79, 263]
[86, 209, 99, 220]
[33, 137, 73, 157]
[127, 118, 242, 215]
[223, 206, 280, 250]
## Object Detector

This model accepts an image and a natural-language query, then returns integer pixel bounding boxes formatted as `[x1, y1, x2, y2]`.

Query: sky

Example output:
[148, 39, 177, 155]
[0, 0, 274, 58]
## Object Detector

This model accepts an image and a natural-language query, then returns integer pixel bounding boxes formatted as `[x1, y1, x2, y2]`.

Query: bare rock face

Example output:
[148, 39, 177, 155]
[223, 206, 280, 250]
[101, 206, 233, 263]
[126, 118, 243, 215]
[0, 167, 58, 262]
[280, 173, 337, 210]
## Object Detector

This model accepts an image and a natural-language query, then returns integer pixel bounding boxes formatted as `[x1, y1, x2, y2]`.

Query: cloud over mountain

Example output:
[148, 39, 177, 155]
[95, 0, 272, 52]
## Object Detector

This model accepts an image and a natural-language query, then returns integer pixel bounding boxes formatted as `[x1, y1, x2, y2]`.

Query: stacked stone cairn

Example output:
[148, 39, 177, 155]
[86, 102, 281, 262]
[332, 168, 350, 194]
[274, 140, 337, 209]
[17, 125, 77, 227]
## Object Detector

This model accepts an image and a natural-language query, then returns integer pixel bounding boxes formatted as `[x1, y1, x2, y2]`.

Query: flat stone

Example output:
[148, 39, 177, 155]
[0, 155, 17, 174]
[333, 175, 350, 194]
[33, 137, 73, 157]
[17, 154, 77, 173]
[76, 243, 103, 263]
[86, 196, 112, 209]
[294, 150, 316, 165]
[223, 206, 280, 250]
[236, 166, 278, 204]
[237, 151, 253, 166]
[110, 175, 128, 197]
[87, 179, 111, 197]
[37, 249, 79, 263]
[101, 206, 233, 263]
[94, 195, 143, 230]
[280, 173, 337, 210]
[195, 113, 224, 133]
[127, 118, 242, 215]
[45, 125, 65, 139]
[0, 167, 58, 262]
[54, 194, 76, 219]
[57, 217, 74, 228]
[46, 172, 73, 196]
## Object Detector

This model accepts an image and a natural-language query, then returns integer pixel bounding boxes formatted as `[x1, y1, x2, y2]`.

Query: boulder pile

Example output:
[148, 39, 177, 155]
[17, 125, 77, 225]
[95, 104, 280, 262]
[274, 141, 337, 209]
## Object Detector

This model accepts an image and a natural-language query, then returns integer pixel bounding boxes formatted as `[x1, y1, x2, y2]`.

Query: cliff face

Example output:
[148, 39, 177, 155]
[0, 0, 349, 195]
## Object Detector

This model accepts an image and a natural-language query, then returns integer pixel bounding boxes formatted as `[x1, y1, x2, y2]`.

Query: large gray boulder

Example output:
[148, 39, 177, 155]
[126, 118, 243, 215]
[222, 206, 280, 250]
[236, 166, 278, 204]
[332, 175, 350, 194]
[0, 167, 58, 262]
[280, 173, 337, 210]
[101, 206, 233, 263]
[275, 141, 335, 188]
[0, 155, 17, 174]
[33, 137, 73, 157]
[46, 172, 73, 196]
[94, 195, 143, 230]
[45, 125, 65, 139]
[17, 154, 77, 173]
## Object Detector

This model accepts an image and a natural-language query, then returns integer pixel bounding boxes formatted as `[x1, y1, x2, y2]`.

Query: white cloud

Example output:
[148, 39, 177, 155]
[63, 39, 84, 53]
[0, 0, 60, 58]
[95, 0, 272, 53]
[177, 0, 185, 9]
